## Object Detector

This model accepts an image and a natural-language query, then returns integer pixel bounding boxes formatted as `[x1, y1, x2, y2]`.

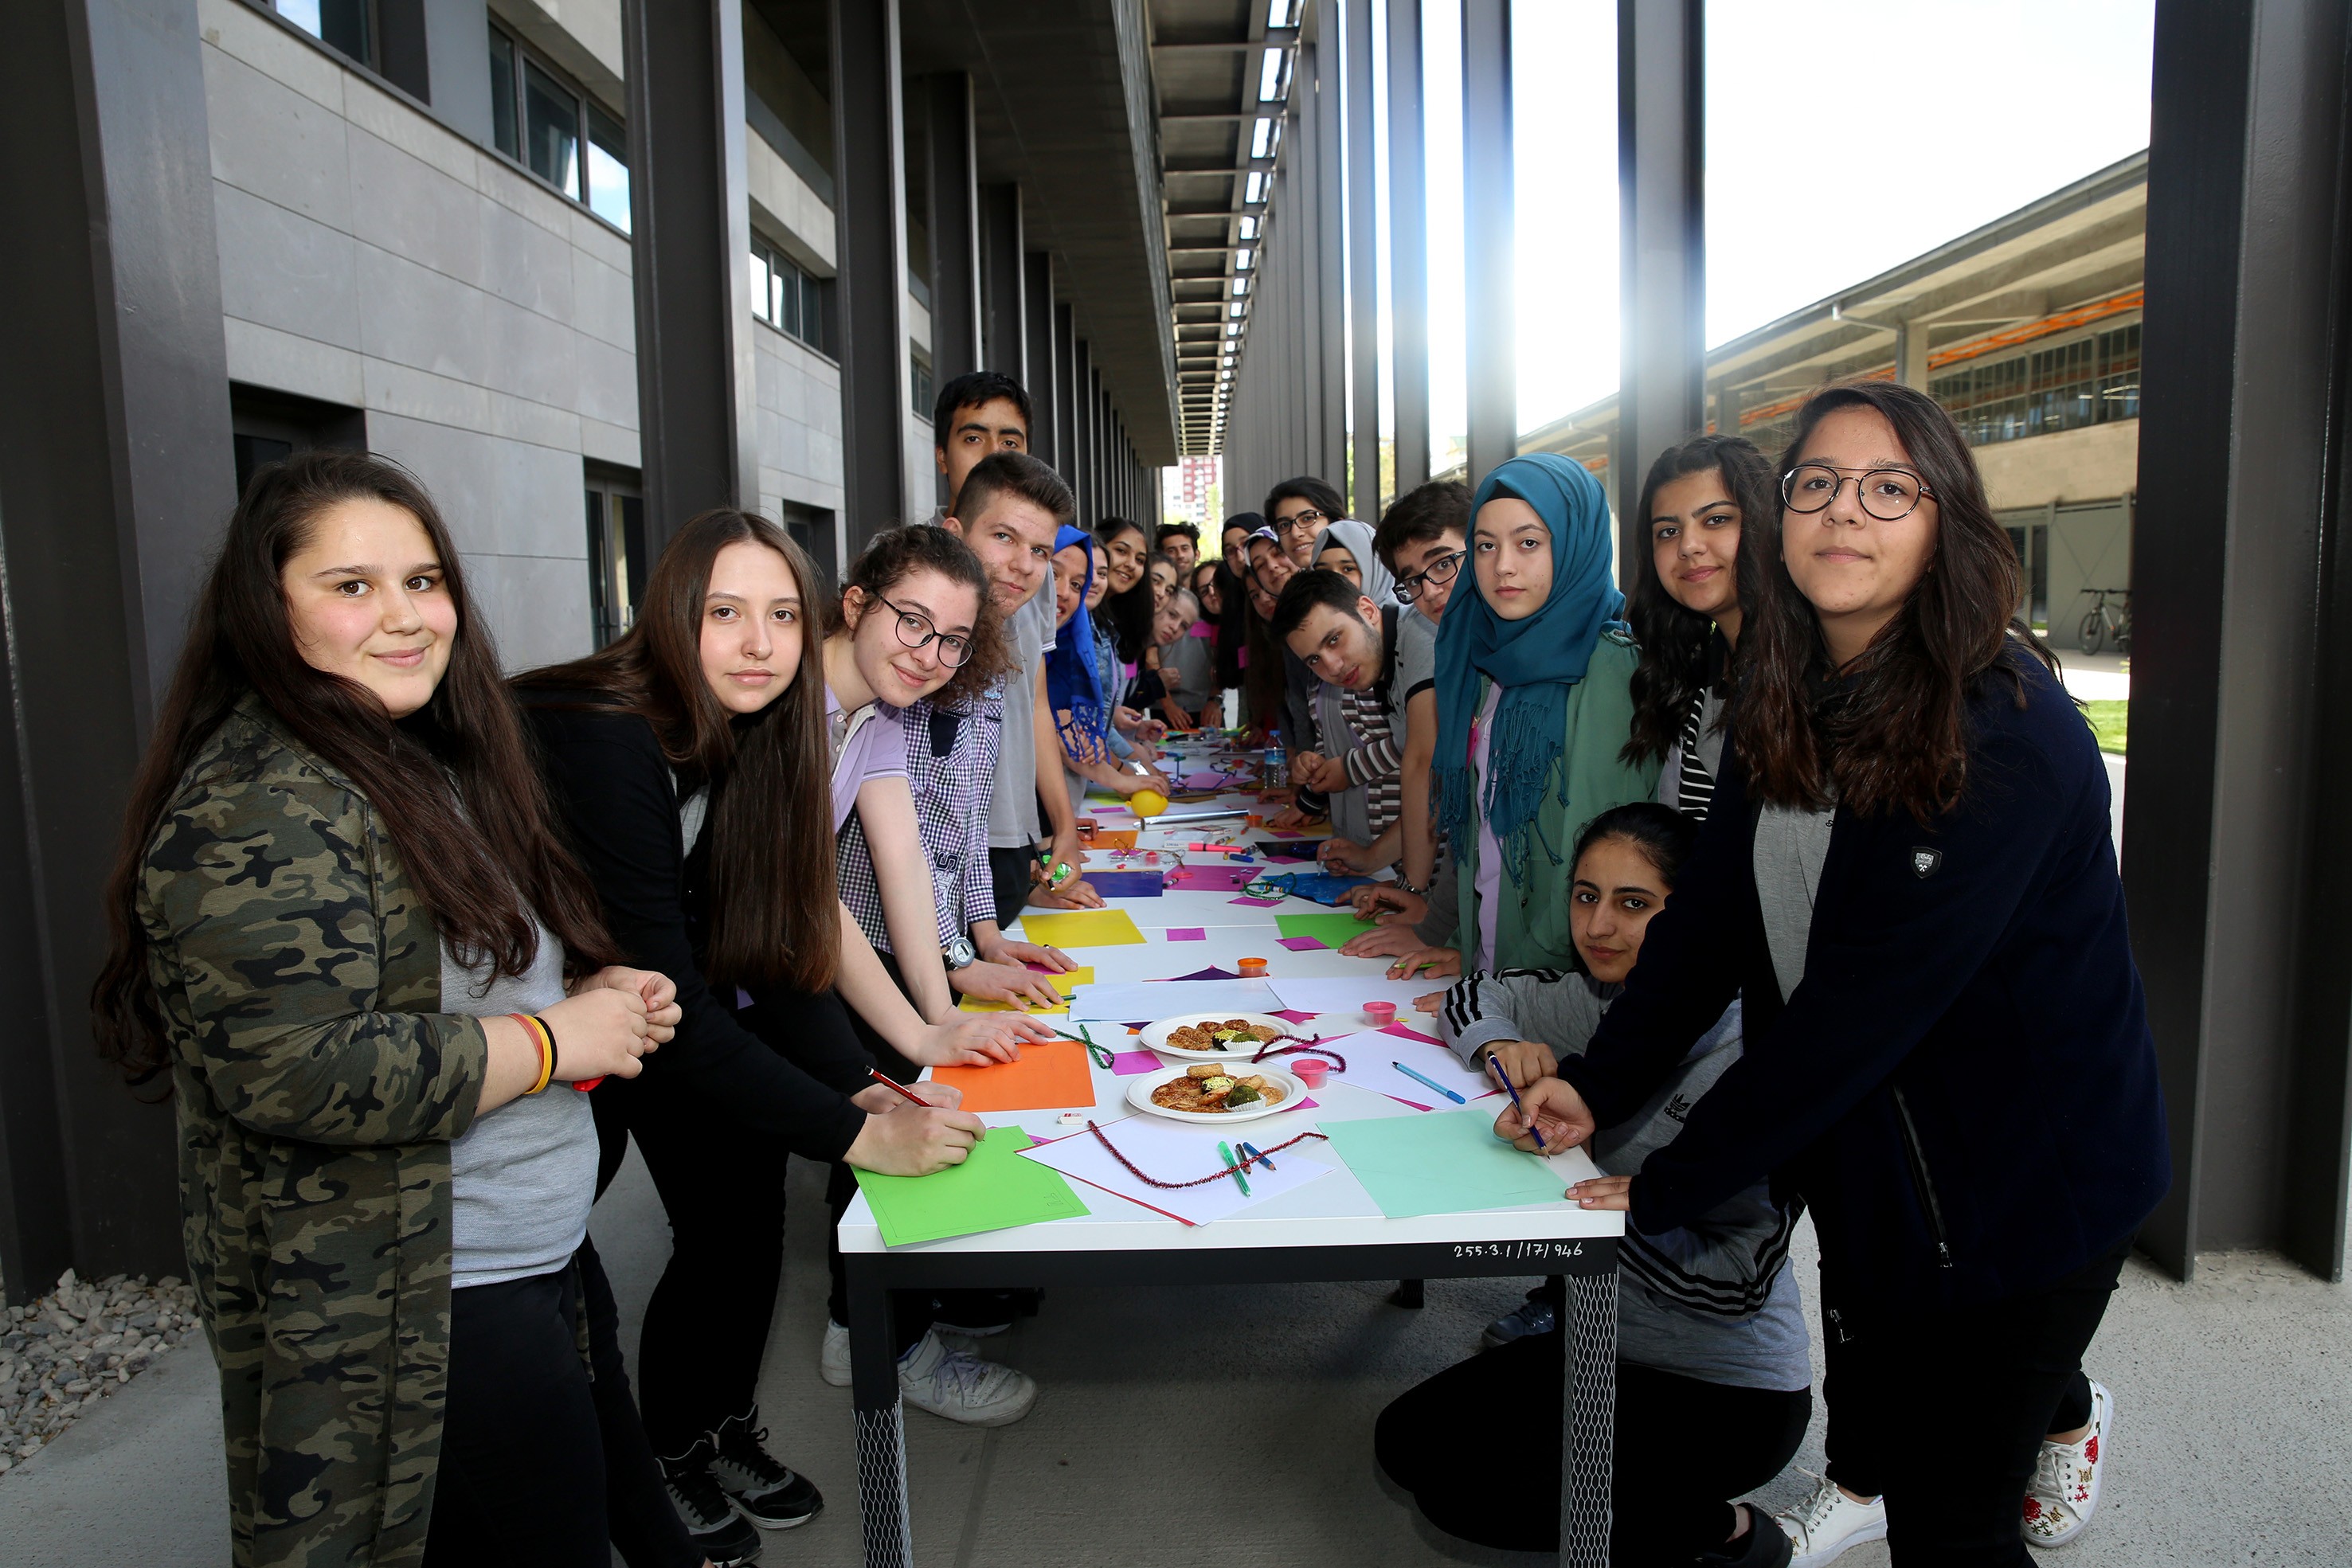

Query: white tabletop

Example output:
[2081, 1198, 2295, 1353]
[838, 745, 1622, 1260]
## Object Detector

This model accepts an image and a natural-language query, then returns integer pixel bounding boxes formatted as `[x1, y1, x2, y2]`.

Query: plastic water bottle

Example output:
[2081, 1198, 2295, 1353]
[1263, 745, 1287, 789]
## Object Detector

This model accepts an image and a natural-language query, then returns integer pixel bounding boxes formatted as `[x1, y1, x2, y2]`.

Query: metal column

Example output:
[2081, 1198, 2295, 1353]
[981, 186, 1027, 381]
[828, 0, 911, 545]
[926, 73, 981, 387]
[1024, 253, 1058, 464]
[623, 0, 758, 548]
[1614, 0, 1704, 584]
[1461, 0, 1515, 487]
[2126, 0, 2352, 1279]
[0, 0, 233, 1298]
[1055, 302, 1079, 490]
[1314, 25, 1348, 489]
[1389, 0, 1431, 492]
[1345, 0, 1381, 518]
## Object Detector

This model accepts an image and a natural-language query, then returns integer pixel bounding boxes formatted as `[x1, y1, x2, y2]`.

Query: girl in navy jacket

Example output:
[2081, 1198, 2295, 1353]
[1506, 381, 2168, 1566]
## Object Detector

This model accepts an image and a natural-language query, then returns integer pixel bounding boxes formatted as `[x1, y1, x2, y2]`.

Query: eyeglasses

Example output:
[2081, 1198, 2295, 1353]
[1274, 508, 1329, 536]
[873, 593, 974, 667]
[1781, 463, 1936, 522]
[1396, 549, 1466, 601]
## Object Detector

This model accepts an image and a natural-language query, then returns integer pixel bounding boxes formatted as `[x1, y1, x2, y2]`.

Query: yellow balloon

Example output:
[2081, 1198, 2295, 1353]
[1130, 789, 1168, 819]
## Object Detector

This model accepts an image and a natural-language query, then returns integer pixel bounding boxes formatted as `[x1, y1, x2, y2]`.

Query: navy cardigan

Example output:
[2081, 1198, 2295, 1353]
[1557, 650, 2169, 1312]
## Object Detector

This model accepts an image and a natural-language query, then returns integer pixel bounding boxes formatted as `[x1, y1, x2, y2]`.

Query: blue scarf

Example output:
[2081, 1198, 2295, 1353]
[1045, 526, 1110, 762]
[1433, 453, 1626, 886]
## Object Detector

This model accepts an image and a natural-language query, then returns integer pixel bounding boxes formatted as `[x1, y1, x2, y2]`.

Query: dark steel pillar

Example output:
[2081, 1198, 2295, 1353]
[828, 0, 910, 543]
[1388, 0, 1430, 492]
[1614, 0, 1704, 584]
[1345, 0, 1381, 518]
[1055, 301, 1080, 491]
[0, 0, 234, 1297]
[1024, 253, 1058, 464]
[2126, 0, 2352, 1279]
[926, 73, 981, 387]
[1461, 0, 1515, 487]
[1314, 30, 1348, 490]
[981, 186, 1027, 382]
[623, 0, 757, 549]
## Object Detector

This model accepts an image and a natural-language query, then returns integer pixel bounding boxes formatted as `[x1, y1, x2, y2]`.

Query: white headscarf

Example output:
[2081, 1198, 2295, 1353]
[1312, 517, 1397, 606]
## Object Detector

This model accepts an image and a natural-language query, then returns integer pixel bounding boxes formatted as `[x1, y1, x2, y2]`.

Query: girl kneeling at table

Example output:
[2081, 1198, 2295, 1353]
[1380, 803, 1808, 1566]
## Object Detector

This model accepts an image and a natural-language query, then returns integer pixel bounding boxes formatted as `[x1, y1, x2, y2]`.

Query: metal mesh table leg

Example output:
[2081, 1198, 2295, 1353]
[855, 1402, 913, 1568]
[1559, 1269, 1618, 1568]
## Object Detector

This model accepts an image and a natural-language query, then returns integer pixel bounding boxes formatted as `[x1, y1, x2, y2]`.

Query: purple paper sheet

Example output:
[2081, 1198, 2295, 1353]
[1167, 927, 1207, 940]
[1229, 895, 1282, 908]
[1166, 865, 1258, 891]
[1161, 964, 1239, 981]
[1276, 936, 1325, 951]
[1085, 870, 1164, 897]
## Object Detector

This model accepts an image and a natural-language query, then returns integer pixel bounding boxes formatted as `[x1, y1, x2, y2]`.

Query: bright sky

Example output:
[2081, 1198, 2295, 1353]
[1400, 0, 2156, 471]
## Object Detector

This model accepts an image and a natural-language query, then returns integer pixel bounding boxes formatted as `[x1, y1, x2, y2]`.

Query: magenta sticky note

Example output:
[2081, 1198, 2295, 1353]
[1110, 1050, 1162, 1076]
[1270, 1009, 1318, 1024]
[1229, 895, 1282, 908]
[1382, 1022, 1444, 1046]
[1276, 936, 1325, 951]
[1167, 927, 1207, 941]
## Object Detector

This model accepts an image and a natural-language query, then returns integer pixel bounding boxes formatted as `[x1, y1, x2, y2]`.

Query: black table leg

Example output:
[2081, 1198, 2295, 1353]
[1559, 1267, 1618, 1567]
[847, 1257, 912, 1568]
[1391, 1277, 1426, 1308]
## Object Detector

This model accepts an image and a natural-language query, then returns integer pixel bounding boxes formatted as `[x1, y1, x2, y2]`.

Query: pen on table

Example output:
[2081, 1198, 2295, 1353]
[1239, 1139, 1275, 1172]
[865, 1069, 930, 1108]
[1392, 1060, 1468, 1105]
[1487, 1056, 1547, 1149]
[1217, 1139, 1252, 1196]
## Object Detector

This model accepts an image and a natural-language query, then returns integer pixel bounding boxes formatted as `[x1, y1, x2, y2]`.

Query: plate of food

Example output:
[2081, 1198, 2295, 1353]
[1127, 1062, 1306, 1124]
[1138, 1011, 1295, 1061]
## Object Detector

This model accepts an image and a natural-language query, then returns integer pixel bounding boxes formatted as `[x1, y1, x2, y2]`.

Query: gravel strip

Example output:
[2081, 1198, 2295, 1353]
[0, 1268, 199, 1478]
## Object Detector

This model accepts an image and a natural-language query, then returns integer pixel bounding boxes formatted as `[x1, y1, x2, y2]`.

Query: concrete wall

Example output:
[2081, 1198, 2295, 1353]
[1977, 416, 2139, 511]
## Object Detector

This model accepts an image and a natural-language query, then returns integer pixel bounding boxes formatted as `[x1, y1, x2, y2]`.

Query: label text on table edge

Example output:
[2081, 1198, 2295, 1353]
[1450, 1241, 1587, 1261]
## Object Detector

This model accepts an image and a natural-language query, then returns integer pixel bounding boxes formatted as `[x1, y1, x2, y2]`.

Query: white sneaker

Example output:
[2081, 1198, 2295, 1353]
[820, 1320, 852, 1388]
[1775, 1474, 1888, 1567]
[2023, 1379, 2112, 1548]
[895, 1328, 1037, 1426]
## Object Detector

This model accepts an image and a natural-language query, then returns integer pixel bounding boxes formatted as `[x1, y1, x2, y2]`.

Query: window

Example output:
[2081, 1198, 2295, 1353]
[585, 470, 646, 649]
[488, 25, 631, 232]
[911, 349, 933, 417]
[272, 0, 372, 67]
[1931, 320, 2142, 448]
[749, 237, 828, 353]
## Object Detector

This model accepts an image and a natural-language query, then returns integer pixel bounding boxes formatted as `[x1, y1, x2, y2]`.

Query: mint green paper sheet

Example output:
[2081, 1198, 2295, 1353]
[851, 1129, 1090, 1246]
[1316, 1110, 1568, 1219]
[1273, 911, 1380, 948]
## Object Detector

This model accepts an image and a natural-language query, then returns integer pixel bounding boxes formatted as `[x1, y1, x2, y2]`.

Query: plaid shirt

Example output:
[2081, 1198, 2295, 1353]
[839, 692, 1000, 953]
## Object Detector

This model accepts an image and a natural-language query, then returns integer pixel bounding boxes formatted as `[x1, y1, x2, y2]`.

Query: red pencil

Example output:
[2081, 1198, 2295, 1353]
[866, 1068, 930, 1107]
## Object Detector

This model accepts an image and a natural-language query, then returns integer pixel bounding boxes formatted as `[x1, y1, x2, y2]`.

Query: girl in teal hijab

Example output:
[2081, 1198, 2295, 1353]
[1432, 453, 1660, 971]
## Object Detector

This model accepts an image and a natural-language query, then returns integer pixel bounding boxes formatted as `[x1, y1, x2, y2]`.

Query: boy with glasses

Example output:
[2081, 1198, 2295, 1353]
[1375, 480, 1473, 626]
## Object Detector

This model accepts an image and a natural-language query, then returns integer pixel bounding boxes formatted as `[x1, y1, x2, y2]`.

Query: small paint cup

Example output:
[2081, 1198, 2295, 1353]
[1238, 956, 1268, 977]
[1363, 1001, 1398, 1027]
[1291, 1058, 1331, 1089]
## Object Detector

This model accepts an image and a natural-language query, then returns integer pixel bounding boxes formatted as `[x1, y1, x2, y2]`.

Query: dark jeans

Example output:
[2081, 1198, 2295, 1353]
[1825, 1326, 2096, 1500]
[989, 843, 1036, 930]
[1823, 1241, 2130, 1566]
[422, 1267, 609, 1568]
[594, 1081, 790, 1457]
[1376, 1331, 1811, 1562]
[579, 1238, 701, 1568]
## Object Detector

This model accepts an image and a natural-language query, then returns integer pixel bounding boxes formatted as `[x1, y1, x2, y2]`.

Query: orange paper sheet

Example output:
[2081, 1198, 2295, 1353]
[929, 1038, 1098, 1112]
[1087, 829, 1139, 850]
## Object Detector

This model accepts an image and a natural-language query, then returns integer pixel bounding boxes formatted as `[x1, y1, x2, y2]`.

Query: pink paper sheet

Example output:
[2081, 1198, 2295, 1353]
[1168, 927, 1207, 941]
[1382, 1022, 1445, 1046]
[1276, 936, 1323, 951]
[1229, 895, 1282, 908]
[1166, 865, 1258, 891]
[1270, 1009, 1318, 1024]
[1110, 1051, 1162, 1075]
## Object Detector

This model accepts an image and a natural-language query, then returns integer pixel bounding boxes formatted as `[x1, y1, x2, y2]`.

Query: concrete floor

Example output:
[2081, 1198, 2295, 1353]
[4, 1140, 2348, 1566]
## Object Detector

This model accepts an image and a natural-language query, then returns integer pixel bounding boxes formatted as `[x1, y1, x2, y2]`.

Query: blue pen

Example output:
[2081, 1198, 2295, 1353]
[1487, 1055, 1548, 1149]
[1392, 1059, 1467, 1105]
[1239, 1139, 1275, 1172]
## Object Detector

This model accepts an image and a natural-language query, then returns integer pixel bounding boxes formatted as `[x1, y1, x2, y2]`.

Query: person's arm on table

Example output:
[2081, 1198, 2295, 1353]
[832, 904, 1049, 1066]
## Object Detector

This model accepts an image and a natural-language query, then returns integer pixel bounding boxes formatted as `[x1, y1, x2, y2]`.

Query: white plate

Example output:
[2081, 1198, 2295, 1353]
[1137, 1010, 1303, 1061]
[1127, 1064, 1308, 1124]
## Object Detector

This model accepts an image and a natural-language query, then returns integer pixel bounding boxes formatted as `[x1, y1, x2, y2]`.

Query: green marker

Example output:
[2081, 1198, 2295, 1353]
[1218, 1139, 1251, 1196]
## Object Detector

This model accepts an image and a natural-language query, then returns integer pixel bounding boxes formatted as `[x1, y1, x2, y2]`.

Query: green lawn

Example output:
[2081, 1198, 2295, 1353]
[2084, 699, 2127, 755]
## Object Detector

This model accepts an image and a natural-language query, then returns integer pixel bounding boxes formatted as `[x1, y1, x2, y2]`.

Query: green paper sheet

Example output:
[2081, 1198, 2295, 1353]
[851, 1129, 1090, 1247]
[1316, 1110, 1568, 1219]
[1274, 911, 1380, 949]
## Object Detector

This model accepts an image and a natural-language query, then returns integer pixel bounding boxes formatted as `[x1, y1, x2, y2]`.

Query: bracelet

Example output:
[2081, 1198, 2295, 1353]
[1393, 876, 1429, 897]
[534, 1013, 562, 1083]
[513, 1013, 555, 1094]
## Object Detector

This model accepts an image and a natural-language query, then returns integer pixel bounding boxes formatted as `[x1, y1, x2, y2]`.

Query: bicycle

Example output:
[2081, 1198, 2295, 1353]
[2076, 588, 2132, 656]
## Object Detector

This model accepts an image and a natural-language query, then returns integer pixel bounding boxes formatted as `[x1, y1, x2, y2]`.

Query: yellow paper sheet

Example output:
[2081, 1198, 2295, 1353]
[956, 966, 1095, 1014]
[1018, 908, 1148, 948]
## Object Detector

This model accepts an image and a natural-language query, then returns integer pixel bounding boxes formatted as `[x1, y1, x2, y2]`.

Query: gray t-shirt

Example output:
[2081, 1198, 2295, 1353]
[444, 924, 592, 1291]
[1387, 608, 1436, 742]
[923, 506, 1055, 851]
[1755, 803, 1836, 1002]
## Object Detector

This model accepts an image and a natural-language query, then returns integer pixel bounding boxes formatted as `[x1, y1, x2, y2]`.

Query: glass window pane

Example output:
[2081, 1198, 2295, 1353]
[489, 30, 518, 157]
[802, 273, 824, 350]
[278, 0, 372, 65]
[522, 60, 581, 198]
[585, 104, 630, 232]
[776, 252, 799, 338]
[749, 249, 771, 323]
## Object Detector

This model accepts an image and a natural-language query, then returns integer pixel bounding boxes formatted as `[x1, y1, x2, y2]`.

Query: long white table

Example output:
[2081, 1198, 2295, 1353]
[839, 761, 1624, 1568]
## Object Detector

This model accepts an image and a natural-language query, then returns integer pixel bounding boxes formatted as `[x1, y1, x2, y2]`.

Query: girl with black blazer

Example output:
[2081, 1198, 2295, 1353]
[1505, 381, 2168, 1566]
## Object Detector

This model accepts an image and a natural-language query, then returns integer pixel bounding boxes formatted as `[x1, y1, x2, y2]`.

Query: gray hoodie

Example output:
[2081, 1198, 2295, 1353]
[1439, 972, 1812, 1393]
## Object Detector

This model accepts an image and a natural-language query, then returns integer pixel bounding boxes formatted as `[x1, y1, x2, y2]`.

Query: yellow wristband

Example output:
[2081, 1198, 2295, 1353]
[515, 1013, 554, 1094]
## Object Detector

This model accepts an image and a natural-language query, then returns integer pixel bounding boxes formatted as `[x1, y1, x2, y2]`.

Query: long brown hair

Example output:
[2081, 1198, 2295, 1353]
[93, 451, 618, 1085]
[525, 510, 839, 992]
[1622, 434, 1776, 764]
[1736, 381, 2055, 821]
[821, 524, 1008, 706]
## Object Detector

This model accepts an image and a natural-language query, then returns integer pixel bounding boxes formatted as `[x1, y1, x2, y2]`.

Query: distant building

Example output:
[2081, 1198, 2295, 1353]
[1172, 455, 1222, 528]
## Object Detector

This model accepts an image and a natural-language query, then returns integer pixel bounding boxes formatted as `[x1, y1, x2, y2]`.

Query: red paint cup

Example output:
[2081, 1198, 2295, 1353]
[1291, 1058, 1331, 1089]
[1363, 1001, 1398, 1027]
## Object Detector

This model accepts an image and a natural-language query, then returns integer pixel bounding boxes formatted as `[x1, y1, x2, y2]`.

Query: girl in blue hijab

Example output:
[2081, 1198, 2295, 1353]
[1049, 526, 1170, 811]
[1432, 453, 1660, 972]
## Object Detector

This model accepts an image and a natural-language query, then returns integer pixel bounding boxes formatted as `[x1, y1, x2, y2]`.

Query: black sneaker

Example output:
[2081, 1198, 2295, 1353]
[710, 1408, 824, 1529]
[1696, 1505, 1795, 1568]
[658, 1436, 765, 1564]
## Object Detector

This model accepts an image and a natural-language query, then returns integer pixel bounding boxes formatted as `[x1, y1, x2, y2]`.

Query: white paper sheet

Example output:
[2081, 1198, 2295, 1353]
[1017, 1113, 1337, 1224]
[1291, 1029, 1503, 1109]
[1262, 975, 1445, 1017]
[1066, 977, 1278, 1022]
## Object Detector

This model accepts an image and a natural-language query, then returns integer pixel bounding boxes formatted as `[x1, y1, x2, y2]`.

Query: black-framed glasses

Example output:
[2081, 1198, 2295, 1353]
[1274, 508, 1329, 535]
[1781, 463, 1935, 522]
[1396, 548, 1466, 601]
[874, 594, 974, 667]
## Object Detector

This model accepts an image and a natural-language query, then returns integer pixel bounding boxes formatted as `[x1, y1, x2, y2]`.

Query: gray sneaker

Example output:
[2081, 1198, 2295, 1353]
[1481, 1296, 1556, 1349]
[895, 1328, 1036, 1426]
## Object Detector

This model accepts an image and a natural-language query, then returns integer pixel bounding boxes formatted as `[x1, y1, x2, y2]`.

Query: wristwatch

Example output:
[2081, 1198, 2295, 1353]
[943, 936, 977, 971]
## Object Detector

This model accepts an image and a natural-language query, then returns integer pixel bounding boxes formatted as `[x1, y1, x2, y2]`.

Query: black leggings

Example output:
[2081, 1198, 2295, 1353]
[1816, 1240, 2128, 1566]
[579, 1238, 702, 1568]
[1824, 1321, 2095, 1500]
[1376, 1332, 1811, 1562]
[423, 1267, 609, 1568]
